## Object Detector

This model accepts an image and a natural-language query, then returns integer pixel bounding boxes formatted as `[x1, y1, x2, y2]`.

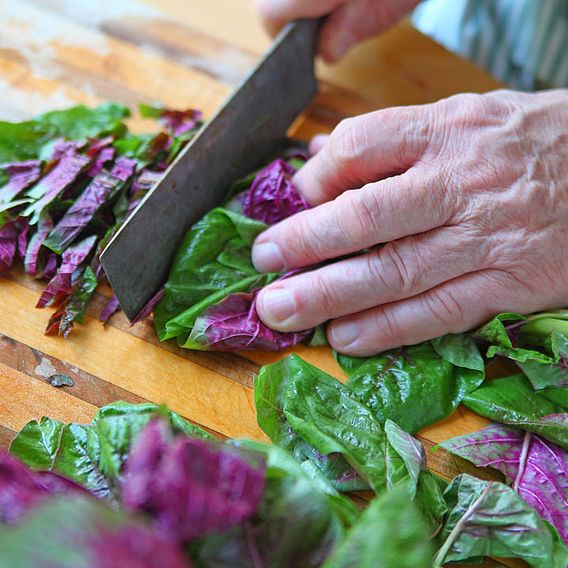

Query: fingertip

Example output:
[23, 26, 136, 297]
[252, 240, 285, 273]
[256, 285, 298, 331]
[308, 134, 329, 156]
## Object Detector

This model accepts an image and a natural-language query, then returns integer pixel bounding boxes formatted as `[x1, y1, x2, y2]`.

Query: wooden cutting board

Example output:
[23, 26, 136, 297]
[0, 3, 520, 566]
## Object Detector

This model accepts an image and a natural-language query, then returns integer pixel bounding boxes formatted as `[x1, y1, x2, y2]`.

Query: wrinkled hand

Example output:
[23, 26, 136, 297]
[252, 90, 568, 356]
[256, 0, 419, 62]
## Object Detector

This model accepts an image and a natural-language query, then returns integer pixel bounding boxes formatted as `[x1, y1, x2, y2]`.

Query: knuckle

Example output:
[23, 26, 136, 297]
[373, 239, 423, 294]
[312, 272, 340, 315]
[348, 189, 382, 239]
[291, 213, 327, 262]
[421, 287, 464, 331]
[375, 308, 405, 346]
[329, 117, 364, 166]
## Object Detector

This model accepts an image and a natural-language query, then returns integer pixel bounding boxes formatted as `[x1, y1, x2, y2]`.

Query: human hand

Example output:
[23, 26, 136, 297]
[256, 0, 420, 62]
[252, 90, 568, 356]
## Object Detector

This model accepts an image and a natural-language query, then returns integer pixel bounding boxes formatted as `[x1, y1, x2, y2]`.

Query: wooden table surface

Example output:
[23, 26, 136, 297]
[0, 3, 519, 565]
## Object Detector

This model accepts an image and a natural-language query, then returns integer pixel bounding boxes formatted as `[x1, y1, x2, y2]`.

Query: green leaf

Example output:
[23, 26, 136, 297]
[0, 121, 51, 163]
[9, 416, 64, 470]
[322, 487, 433, 568]
[279, 355, 419, 494]
[193, 440, 355, 568]
[336, 340, 484, 434]
[34, 102, 129, 141]
[476, 311, 568, 390]
[433, 474, 568, 568]
[10, 401, 211, 504]
[255, 355, 368, 492]
[153, 208, 274, 342]
[414, 470, 448, 537]
[463, 374, 568, 449]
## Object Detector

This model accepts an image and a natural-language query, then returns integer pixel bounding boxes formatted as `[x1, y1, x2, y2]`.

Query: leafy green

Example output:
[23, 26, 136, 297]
[335, 337, 484, 433]
[255, 354, 368, 492]
[433, 474, 568, 568]
[10, 401, 211, 502]
[192, 440, 356, 568]
[476, 311, 568, 389]
[463, 374, 568, 449]
[322, 487, 433, 568]
[154, 208, 277, 342]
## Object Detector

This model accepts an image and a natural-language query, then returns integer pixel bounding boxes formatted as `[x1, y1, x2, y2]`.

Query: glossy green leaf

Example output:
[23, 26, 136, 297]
[433, 474, 568, 568]
[279, 356, 418, 494]
[322, 487, 433, 568]
[10, 401, 211, 503]
[255, 355, 368, 492]
[9, 416, 64, 470]
[336, 339, 484, 434]
[463, 374, 568, 449]
[154, 208, 275, 342]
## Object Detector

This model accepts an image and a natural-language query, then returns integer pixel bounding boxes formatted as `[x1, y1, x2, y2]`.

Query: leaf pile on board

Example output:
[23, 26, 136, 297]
[0, 103, 203, 336]
[3, 389, 567, 567]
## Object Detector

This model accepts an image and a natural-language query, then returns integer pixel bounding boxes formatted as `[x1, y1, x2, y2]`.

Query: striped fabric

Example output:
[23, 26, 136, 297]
[412, 0, 568, 90]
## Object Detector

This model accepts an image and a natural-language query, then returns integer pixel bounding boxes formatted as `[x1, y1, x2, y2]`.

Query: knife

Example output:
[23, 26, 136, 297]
[100, 19, 320, 321]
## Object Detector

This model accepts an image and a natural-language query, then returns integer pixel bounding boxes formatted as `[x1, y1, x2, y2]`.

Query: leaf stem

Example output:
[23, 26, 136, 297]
[513, 432, 531, 492]
[433, 482, 493, 568]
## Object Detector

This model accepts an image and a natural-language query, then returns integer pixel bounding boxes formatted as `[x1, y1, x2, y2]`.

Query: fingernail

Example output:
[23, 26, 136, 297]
[259, 287, 296, 325]
[252, 241, 284, 273]
[329, 322, 359, 348]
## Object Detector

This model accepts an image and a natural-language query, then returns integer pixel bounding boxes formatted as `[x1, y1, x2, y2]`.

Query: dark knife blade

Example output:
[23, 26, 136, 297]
[101, 19, 319, 320]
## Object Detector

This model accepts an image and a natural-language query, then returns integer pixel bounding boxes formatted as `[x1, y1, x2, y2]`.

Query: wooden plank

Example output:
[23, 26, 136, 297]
[0, 278, 266, 440]
[0, 361, 97, 430]
[0, 425, 16, 451]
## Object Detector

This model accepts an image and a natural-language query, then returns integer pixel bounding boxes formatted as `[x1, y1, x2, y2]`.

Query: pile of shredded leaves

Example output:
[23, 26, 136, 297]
[0, 103, 202, 336]
[2, 339, 568, 568]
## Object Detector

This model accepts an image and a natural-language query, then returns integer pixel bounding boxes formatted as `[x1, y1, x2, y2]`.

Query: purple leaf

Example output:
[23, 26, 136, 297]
[130, 288, 164, 326]
[0, 450, 86, 525]
[122, 419, 266, 542]
[111, 156, 137, 182]
[24, 215, 53, 277]
[127, 169, 163, 216]
[50, 139, 82, 161]
[0, 221, 18, 274]
[100, 295, 120, 323]
[189, 288, 311, 351]
[0, 160, 42, 205]
[439, 424, 568, 545]
[87, 146, 115, 177]
[159, 109, 202, 136]
[23, 150, 90, 224]
[17, 219, 29, 259]
[243, 159, 309, 225]
[37, 235, 97, 308]
[42, 251, 58, 280]
[43, 170, 123, 254]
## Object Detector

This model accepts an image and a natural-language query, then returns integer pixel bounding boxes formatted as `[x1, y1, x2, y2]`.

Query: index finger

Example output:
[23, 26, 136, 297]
[252, 166, 454, 273]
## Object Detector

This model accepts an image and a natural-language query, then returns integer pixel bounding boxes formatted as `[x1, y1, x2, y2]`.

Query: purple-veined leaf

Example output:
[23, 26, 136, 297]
[139, 104, 202, 137]
[49, 139, 83, 161]
[0, 160, 42, 205]
[43, 170, 123, 254]
[100, 294, 120, 323]
[24, 214, 53, 277]
[47, 266, 99, 338]
[111, 156, 137, 183]
[87, 146, 115, 177]
[0, 220, 18, 274]
[37, 235, 97, 308]
[433, 474, 568, 568]
[17, 219, 29, 258]
[187, 288, 311, 351]
[23, 150, 90, 224]
[122, 419, 266, 542]
[130, 288, 164, 326]
[127, 169, 162, 215]
[439, 423, 568, 545]
[42, 251, 58, 280]
[243, 158, 309, 225]
[0, 450, 87, 525]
